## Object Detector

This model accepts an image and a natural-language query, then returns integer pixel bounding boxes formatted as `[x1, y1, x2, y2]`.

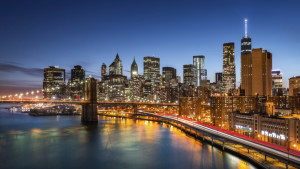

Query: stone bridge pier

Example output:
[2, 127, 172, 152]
[81, 77, 98, 122]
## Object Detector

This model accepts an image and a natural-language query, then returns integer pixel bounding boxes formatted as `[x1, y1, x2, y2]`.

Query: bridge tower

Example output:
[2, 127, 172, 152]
[81, 77, 98, 122]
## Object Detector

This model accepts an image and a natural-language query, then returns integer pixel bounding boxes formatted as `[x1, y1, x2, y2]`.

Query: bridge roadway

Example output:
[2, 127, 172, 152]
[140, 112, 300, 168]
[0, 100, 179, 107]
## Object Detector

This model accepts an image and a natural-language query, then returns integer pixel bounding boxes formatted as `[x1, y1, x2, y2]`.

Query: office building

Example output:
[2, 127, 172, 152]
[43, 66, 66, 99]
[109, 53, 123, 75]
[70, 65, 85, 99]
[131, 58, 138, 78]
[211, 96, 258, 130]
[252, 49, 272, 96]
[193, 55, 207, 86]
[229, 111, 300, 147]
[272, 70, 283, 96]
[222, 42, 236, 93]
[183, 64, 196, 86]
[101, 63, 107, 81]
[162, 67, 176, 86]
[144, 56, 160, 97]
[289, 76, 300, 96]
[241, 18, 252, 96]
[216, 72, 222, 84]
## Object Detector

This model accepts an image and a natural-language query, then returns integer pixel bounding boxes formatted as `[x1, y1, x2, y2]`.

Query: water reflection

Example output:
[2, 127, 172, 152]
[0, 107, 256, 169]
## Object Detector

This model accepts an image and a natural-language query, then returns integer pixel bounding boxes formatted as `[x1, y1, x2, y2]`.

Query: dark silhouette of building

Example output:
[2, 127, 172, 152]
[101, 63, 107, 81]
[70, 65, 85, 99]
[43, 66, 66, 99]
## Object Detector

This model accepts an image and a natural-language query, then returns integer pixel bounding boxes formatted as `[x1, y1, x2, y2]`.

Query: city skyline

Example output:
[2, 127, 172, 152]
[1, 0, 300, 94]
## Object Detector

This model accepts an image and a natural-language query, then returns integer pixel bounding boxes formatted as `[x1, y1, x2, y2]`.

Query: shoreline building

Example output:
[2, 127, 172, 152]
[222, 42, 236, 94]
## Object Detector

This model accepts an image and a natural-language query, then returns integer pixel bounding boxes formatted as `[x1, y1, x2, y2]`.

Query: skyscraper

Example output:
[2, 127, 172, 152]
[143, 56, 160, 97]
[251, 48, 272, 96]
[129, 58, 143, 101]
[241, 18, 252, 96]
[272, 70, 283, 96]
[193, 55, 207, 86]
[109, 53, 123, 75]
[183, 64, 196, 86]
[215, 72, 222, 84]
[131, 58, 138, 78]
[101, 63, 107, 81]
[162, 67, 176, 86]
[222, 42, 236, 93]
[43, 66, 66, 99]
[289, 76, 300, 96]
[70, 65, 85, 99]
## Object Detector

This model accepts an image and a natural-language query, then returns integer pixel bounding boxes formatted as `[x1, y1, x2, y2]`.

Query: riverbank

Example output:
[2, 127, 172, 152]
[29, 112, 80, 116]
[99, 113, 290, 169]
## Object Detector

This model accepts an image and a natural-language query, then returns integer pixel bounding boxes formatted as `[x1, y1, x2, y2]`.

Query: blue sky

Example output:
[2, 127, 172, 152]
[1, 0, 300, 95]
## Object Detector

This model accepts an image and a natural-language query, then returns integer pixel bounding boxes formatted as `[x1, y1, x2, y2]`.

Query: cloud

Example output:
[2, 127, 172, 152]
[0, 63, 43, 77]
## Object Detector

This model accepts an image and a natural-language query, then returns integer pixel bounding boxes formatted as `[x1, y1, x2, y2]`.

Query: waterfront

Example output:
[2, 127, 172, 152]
[0, 104, 255, 169]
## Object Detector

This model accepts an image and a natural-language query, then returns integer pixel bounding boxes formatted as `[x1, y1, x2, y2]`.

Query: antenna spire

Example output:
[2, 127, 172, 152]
[244, 18, 248, 38]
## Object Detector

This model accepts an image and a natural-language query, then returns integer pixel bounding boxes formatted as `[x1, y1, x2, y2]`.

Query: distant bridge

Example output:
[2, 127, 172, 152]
[0, 99, 178, 107]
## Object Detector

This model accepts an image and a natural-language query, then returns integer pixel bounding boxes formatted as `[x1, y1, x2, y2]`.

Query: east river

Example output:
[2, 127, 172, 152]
[0, 104, 256, 169]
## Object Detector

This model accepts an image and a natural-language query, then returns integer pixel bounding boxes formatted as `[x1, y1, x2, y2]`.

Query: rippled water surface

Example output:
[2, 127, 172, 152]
[0, 103, 256, 169]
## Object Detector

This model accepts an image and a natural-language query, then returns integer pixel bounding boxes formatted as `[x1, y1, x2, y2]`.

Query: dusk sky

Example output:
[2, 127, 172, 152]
[1, 0, 300, 95]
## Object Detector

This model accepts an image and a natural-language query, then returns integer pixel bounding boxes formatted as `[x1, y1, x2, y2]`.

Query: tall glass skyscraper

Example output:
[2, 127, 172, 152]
[222, 42, 236, 93]
[193, 55, 207, 86]
[183, 64, 196, 86]
[241, 18, 252, 95]
[143, 56, 160, 96]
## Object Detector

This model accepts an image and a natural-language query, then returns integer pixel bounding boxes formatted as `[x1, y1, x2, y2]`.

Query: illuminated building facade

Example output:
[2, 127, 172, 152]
[252, 49, 272, 96]
[193, 55, 207, 87]
[183, 64, 196, 86]
[272, 70, 283, 96]
[43, 66, 66, 99]
[229, 111, 300, 147]
[162, 67, 176, 86]
[241, 19, 252, 96]
[211, 96, 258, 129]
[222, 42, 236, 93]
[179, 97, 211, 124]
[143, 56, 160, 99]
[215, 72, 222, 84]
[289, 76, 300, 96]
[131, 58, 138, 78]
[109, 53, 123, 75]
